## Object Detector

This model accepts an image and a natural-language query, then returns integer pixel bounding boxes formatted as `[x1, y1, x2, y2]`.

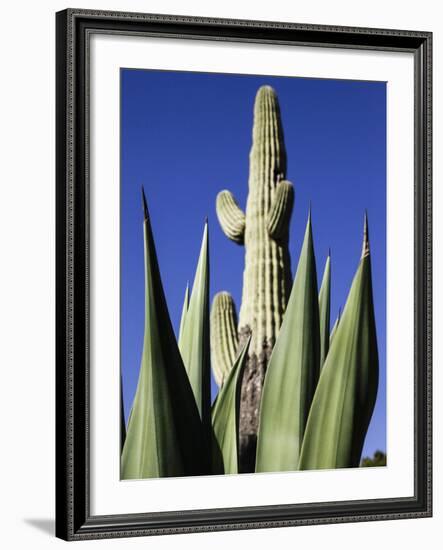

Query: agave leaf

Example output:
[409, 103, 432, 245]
[212, 337, 250, 474]
[329, 307, 341, 347]
[298, 215, 379, 470]
[178, 282, 189, 349]
[120, 373, 126, 454]
[179, 222, 211, 431]
[121, 189, 205, 479]
[319, 254, 331, 368]
[255, 213, 320, 473]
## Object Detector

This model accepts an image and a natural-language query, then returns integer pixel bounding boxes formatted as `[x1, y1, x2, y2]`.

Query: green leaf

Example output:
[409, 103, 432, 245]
[178, 282, 189, 350]
[319, 254, 331, 368]
[121, 189, 205, 479]
[255, 213, 320, 473]
[212, 337, 251, 474]
[329, 307, 341, 347]
[298, 215, 379, 470]
[179, 222, 211, 431]
[120, 373, 126, 454]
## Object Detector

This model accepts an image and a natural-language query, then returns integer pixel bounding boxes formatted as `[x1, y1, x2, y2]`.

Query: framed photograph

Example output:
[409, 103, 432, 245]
[55, 9, 432, 541]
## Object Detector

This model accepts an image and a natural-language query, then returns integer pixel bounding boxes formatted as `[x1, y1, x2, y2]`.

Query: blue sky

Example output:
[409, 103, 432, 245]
[120, 68, 386, 459]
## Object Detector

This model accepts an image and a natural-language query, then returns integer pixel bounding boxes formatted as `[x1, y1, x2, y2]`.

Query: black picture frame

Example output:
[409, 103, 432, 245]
[55, 8, 432, 541]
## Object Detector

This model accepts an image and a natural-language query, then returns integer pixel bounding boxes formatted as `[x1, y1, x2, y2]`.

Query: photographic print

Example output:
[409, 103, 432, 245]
[119, 69, 387, 479]
[56, 10, 432, 539]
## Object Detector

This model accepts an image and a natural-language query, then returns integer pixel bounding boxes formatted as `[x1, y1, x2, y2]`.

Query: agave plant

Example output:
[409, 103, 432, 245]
[211, 337, 250, 474]
[121, 190, 209, 479]
[255, 212, 320, 473]
[256, 214, 378, 472]
[121, 86, 381, 479]
[298, 216, 379, 470]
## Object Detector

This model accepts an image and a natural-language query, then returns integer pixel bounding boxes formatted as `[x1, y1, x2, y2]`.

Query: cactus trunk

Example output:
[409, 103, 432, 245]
[214, 86, 294, 472]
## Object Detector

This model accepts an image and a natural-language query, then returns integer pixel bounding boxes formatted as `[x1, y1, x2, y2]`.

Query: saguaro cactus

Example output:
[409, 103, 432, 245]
[213, 85, 294, 472]
[210, 292, 239, 387]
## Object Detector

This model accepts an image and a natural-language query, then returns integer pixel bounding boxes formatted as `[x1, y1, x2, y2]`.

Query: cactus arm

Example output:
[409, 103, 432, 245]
[216, 190, 246, 244]
[267, 180, 294, 240]
[210, 292, 239, 386]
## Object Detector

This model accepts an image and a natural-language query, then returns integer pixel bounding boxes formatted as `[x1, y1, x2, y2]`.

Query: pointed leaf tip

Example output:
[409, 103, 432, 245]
[255, 213, 320, 472]
[361, 212, 370, 259]
[179, 222, 211, 426]
[141, 186, 148, 220]
[178, 282, 191, 349]
[299, 234, 379, 470]
[121, 200, 205, 479]
[319, 254, 331, 369]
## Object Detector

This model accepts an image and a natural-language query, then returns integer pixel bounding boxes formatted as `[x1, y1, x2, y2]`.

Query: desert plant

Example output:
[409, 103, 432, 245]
[120, 374, 126, 453]
[211, 337, 251, 474]
[298, 216, 379, 470]
[210, 292, 239, 387]
[178, 221, 212, 455]
[122, 86, 381, 480]
[256, 215, 378, 472]
[121, 190, 208, 479]
[330, 307, 341, 346]
[319, 253, 331, 368]
[177, 282, 189, 350]
[214, 85, 294, 472]
[255, 213, 320, 472]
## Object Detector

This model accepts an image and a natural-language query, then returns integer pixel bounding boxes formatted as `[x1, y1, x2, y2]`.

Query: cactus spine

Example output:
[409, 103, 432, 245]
[214, 85, 294, 472]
